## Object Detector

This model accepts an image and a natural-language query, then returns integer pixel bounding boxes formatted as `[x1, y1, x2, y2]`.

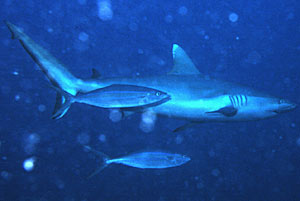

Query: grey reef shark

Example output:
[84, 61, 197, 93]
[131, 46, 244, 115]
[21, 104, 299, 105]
[5, 21, 296, 132]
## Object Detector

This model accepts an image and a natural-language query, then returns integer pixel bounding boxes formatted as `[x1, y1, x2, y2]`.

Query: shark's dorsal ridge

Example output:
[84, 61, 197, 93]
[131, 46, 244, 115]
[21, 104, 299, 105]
[168, 44, 200, 75]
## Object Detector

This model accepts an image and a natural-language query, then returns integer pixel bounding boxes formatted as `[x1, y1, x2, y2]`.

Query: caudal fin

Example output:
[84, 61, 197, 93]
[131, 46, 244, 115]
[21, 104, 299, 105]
[5, 21, 81, 96]
[84, 146, 110, 178]
[51, 86, 74, 119]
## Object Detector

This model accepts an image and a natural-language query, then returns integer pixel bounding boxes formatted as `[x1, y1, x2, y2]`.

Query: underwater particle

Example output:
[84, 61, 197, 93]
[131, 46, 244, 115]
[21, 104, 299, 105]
[290, 123, 296, 128]
[196, 182, 204, 189]
[77, 133, 90, 145]
[12, 71, 19, 75]
[138, 49, 144, 54]
[23, 157, 35, 172]
[165, 14, 173, 23]
[24, 133, 40, 155]
[229, 12, 239, 22]
[109, 109, 122, 122]
[175, 135, 183, 144]
[55, 179, 65, 189]
[211, 168, 220, 177]
[246, 51, 261, 64]
[178, 6, 188, 16]
[296, 138, 300, 146]
[38, 104, 46, 112]
[208, 150, 215, 157]
[1, 171, 11, 181]
[140, 110, 157, 133]
[15, 94, 20, 101]
[236, 36, 239, 40]
[98, 134, 106, 142]
[204, 35, 209, 40]
[97, 0, 113, 21]
[47, 27, 53, 33]
[78, 32, 89, 42]
[129, 22, 138, 31]
[78, 0, 86, 5]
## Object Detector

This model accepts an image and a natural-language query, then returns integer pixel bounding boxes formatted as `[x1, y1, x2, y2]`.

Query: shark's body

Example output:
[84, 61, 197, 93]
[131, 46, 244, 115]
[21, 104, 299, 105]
[5, 21, 296, 126]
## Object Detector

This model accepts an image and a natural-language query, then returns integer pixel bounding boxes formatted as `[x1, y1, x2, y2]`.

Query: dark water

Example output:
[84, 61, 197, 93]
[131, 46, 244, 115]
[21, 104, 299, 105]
[1, 0, 300, 200]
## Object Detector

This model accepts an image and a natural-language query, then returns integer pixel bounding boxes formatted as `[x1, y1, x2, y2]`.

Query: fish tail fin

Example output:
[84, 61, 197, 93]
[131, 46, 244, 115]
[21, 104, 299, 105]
[50, 86, 75, 119]
[84, 146, 110, 179]
[5, 21, 87, 96]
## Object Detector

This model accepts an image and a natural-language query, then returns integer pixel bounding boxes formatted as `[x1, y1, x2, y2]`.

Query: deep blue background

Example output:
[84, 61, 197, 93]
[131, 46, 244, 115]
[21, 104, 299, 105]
[1, 0, 300, 200]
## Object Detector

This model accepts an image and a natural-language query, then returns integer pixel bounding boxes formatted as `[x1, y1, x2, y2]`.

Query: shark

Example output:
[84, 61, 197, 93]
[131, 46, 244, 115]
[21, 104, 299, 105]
[5, 21, 296, 131]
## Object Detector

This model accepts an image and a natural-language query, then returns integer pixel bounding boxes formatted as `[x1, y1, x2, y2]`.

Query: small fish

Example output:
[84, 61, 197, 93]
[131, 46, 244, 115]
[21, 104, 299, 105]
[52, 84, 171, 119]
[84, 146, 191, 178]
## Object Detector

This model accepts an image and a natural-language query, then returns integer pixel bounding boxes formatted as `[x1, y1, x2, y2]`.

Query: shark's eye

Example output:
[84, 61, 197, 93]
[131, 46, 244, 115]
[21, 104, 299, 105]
[279, 99, 285, 104]
[156, 92, 161, 96]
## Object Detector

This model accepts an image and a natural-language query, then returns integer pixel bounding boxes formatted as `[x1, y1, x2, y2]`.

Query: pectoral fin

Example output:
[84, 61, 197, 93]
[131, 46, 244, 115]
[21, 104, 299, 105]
[173, 122, 200, 133]
[206, 106, 237, 117]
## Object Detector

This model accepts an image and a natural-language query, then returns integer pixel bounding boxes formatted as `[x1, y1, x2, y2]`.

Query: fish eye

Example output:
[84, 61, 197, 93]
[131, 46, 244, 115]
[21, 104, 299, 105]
[278, 99, 285, 104]
[155, 91, 161, 96]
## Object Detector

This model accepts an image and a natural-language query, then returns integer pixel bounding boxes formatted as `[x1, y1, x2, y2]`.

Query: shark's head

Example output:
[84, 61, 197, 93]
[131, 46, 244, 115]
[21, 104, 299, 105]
[238, 95, 297, 120]
[264, 97, 297, 115]
[205, 94, 296, 121]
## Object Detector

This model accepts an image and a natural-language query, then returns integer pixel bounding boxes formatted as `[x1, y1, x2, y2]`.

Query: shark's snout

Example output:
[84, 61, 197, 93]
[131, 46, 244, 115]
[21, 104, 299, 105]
[274, 100, 297, 114]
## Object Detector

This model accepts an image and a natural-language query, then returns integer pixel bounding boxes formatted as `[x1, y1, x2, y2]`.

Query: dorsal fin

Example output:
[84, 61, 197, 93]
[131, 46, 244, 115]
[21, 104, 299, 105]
[91, 68, 101, 79]
[168, 44, 200, 75]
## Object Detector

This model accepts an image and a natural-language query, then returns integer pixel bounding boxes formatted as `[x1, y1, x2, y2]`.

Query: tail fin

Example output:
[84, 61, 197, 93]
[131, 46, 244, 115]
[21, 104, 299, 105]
[5, 21, 81, 96]
[51, 86, 74, 119]
[84, 146, 110, 178]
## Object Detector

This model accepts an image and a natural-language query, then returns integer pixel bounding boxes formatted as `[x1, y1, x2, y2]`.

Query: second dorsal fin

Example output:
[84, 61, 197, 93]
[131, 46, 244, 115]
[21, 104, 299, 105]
[168, 44, 200, 75]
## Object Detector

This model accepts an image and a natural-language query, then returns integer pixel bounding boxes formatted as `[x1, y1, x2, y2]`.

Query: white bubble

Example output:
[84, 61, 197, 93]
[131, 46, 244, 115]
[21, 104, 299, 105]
[28, 133, 40, 144]
[229, 13, 238, 22]
[78, 32, 89, 42]
[97, 0, 113, 21]
[23, 157, 35, 172]
[141, 110, 157, 124]
[77, 133, 90, 145]
[98, 134, 106, 142]
[109, 109, 122, 122]
[12, 71, 19, 75]
[140, 111, 157, 133]
[38, 104, 46, 112]
[178, 6, 188, 16]
[165, 14, 173, 23]
[236, 36, 239, 40]
[15, 94, 20, 101]
[24, 133, 40, 154]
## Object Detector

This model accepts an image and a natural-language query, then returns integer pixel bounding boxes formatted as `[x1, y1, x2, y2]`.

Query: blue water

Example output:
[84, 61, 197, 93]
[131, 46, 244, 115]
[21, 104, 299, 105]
[1, 0, 300, 200]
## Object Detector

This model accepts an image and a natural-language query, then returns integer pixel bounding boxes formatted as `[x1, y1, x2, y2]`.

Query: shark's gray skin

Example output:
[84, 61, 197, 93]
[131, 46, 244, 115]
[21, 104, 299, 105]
[5, 21, 296, 129]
